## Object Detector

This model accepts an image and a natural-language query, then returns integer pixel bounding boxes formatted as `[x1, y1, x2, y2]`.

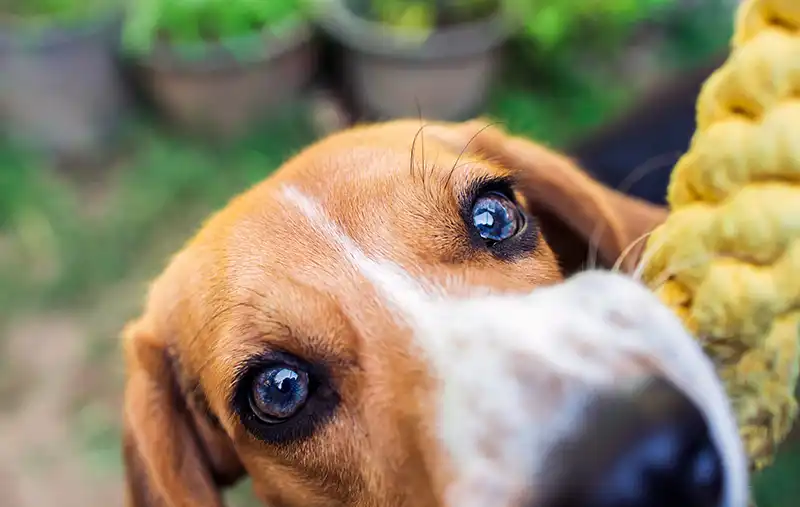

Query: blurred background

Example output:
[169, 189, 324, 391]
[0, 0, 798, 505]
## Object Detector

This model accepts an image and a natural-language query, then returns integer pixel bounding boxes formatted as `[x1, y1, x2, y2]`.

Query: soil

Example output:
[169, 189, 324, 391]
[0, 314, 123, 507]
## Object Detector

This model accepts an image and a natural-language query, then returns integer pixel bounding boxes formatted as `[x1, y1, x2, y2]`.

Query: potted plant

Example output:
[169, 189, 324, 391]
[0, 0, 131, 167]
[312, 0, 513, 121]
[122, 0, 315, 140]
[508, 0, 678, 90]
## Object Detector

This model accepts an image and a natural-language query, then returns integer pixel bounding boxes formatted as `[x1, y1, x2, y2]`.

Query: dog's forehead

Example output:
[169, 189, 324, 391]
[184, 141, 469, 370]
[266, 120, 508, 209]
[222, 145, 503, 286]
[205, 131, 550, 341]
[280, 121, 462, 181]
[185, 127, 504, 362]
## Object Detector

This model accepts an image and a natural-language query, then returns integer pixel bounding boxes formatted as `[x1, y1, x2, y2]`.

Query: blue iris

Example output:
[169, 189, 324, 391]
[471, 192, 520, 243]
[251, 366, 309, 421]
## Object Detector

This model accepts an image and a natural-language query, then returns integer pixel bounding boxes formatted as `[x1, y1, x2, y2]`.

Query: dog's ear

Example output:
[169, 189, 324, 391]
[122, 314, 245, 507]
[429, 120, 668, 275]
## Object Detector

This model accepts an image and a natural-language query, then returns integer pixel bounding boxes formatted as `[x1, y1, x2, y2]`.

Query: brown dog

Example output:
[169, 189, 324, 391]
[121, 120, 748, 507]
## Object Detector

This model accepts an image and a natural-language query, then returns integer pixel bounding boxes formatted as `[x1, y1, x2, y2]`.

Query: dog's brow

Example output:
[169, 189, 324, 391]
[280, 185, 365, 267]
[279, 185, 442, 323]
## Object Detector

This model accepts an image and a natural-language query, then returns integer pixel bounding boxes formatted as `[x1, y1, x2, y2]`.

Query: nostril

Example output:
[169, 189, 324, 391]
[595, 408, 723, 507]
[538, 378, 725, 507]
[687, 443, 724, 506]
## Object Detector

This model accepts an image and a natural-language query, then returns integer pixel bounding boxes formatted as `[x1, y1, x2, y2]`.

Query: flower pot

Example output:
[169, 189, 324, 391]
[0, 12, 131, 166]
[315, 0, 511, 121]
[133, 21, 316, 140]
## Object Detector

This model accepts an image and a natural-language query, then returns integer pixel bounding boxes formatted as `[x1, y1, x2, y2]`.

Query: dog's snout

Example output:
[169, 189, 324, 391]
[538, 377, 724, 507]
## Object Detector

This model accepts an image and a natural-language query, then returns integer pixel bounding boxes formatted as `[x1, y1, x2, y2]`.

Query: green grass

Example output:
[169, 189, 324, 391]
[0, 103, 317, 320]
[755, 441, 800, 507]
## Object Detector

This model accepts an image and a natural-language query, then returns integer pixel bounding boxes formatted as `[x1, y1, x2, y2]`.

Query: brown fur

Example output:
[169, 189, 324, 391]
[121, 120, 668, 507]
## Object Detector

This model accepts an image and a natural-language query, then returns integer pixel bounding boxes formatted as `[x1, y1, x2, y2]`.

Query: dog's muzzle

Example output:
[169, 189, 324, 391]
[535, 377, 723, 507]
[345, 261, 747, 507]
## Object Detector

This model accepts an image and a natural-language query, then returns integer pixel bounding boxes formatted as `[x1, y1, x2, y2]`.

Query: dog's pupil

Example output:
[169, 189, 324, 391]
[472, 192, 518, 242]
[250, 366, 309, 421]
[268, 368, 300, 402]
[274, 369, 295, 393]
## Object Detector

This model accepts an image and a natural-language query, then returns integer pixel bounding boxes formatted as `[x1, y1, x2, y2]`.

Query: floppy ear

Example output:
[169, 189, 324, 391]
[122, 315, 245, 507]
[430, 120, 668, 275]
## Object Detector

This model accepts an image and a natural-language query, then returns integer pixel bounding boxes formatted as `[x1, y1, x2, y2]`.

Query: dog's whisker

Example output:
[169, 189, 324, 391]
[586, 221, 606, 272]
[586, 152, 679, 272]
[612, 231, 653, 273]
[409, 123, 428, 183]
[416, 104, 427, 179]
[415, 100, 432, 192]
[444, 120, 503, 190]
[632, 233, 711, 288]
[631, 233, 666, 283]
[647, 252, 715, 293]
[614, 151, 681, 195]
[586, 215, 613, 271]
[632, 240, 659, 283]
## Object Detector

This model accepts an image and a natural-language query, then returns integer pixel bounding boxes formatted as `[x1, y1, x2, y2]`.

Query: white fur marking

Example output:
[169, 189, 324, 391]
[280, 185, 748, 507]
[421, 272, 748, 507]
[280, 185, 439, 321]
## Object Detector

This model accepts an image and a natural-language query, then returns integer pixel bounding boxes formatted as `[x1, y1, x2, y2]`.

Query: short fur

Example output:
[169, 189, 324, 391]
[121, 120, 731, 507]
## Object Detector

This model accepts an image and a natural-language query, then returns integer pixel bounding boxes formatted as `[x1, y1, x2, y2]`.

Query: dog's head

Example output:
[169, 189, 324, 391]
[121, 120, 748, 507]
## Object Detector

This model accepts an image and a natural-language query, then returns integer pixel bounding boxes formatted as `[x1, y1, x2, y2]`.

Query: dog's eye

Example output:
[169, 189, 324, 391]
[471, 191, 522, 244]
[249, 365, 310, 423]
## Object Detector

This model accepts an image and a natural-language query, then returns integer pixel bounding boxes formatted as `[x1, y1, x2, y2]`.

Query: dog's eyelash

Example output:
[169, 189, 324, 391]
[458, 175, 519, 210]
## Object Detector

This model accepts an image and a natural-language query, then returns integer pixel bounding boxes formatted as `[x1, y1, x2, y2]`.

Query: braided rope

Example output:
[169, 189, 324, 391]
[641, 0, 800, 470]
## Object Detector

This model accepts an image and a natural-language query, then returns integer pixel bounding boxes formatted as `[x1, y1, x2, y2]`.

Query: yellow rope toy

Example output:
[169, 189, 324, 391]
[640, 0, 800, 471]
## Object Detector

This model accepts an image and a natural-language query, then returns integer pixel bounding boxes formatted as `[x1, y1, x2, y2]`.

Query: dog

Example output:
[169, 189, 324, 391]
[121, 120, 749, 507]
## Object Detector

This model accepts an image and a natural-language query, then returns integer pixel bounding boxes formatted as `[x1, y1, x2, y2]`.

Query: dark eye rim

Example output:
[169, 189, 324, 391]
[231, 350, 339, 444]
[460, 176, 538, 260]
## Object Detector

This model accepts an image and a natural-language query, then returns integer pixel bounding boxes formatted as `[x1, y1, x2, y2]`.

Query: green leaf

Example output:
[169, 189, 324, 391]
[396, 3, 434, 30]
[121, 0, 303, 51]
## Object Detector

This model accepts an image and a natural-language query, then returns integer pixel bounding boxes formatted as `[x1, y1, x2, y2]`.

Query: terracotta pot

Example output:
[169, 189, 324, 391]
[134, 21, 316, 140]
[0, 12, 131, 166]
[315, 0, 512, 121]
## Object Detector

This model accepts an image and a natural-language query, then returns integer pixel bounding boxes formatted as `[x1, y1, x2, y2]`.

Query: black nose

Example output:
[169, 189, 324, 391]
[537, 377, 724, 507]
